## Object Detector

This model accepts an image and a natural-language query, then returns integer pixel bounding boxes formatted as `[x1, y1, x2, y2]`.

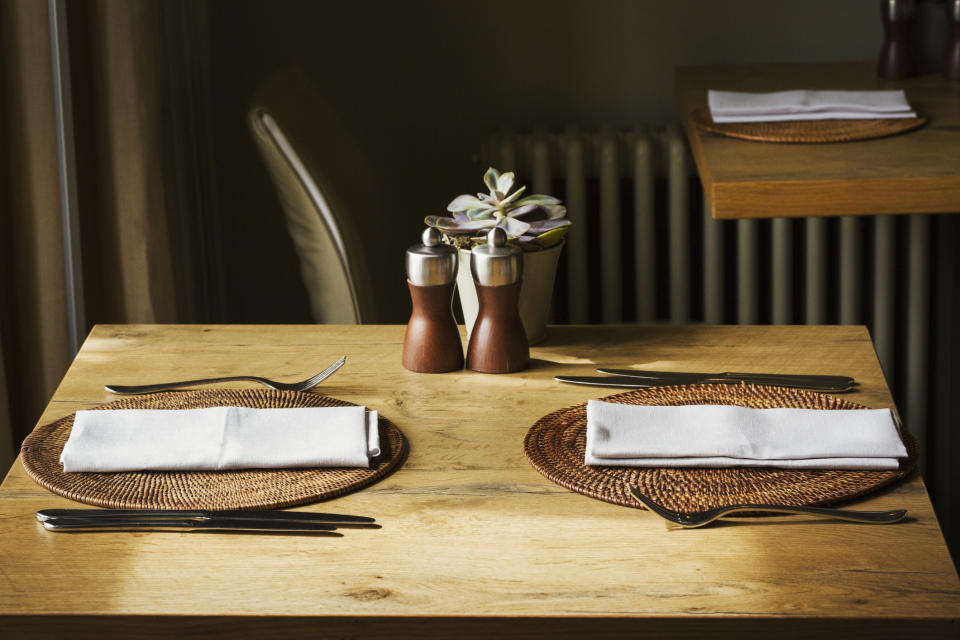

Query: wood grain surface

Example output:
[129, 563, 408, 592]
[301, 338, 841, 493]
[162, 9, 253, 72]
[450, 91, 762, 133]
[677, 62, 960, 219]
[0, 324, 957, 638]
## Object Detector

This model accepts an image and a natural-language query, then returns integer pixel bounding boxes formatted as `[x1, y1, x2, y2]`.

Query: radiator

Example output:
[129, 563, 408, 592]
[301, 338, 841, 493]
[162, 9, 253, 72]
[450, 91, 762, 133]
[481, 127, 933, 467]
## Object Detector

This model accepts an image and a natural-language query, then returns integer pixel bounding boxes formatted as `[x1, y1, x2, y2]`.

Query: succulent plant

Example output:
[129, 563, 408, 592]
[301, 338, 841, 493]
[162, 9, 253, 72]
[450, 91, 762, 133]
[425, 167, 570, 250]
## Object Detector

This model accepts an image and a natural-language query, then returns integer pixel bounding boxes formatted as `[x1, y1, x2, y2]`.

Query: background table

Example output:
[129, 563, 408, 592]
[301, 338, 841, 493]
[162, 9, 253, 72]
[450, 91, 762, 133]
[677, 62, 960, 219]
[0, 325, 957, 638]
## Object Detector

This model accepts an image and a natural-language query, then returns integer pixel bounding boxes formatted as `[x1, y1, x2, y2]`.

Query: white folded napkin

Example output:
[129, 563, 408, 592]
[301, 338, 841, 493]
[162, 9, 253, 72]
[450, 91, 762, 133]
[585, 401, 907, 470]
[708, 89, 916, 123]
[60, 406, 381, 472]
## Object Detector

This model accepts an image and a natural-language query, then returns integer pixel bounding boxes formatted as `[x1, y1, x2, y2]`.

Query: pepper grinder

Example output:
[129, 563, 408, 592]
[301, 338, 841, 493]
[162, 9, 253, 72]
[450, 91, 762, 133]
[878, 0, 917, 79]
[466, 227, 529, 374]
[946, 0, 960, 80]
[402, 227, 464, 373]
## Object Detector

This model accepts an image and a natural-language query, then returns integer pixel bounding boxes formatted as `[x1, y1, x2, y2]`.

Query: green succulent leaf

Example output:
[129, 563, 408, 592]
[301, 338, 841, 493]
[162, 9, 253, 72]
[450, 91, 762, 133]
[426, 215, 495, 233]
[498, 185, 526, 207]
[483, 167, 500, 193]
[530, 226, 569, 248]
[496, 172, 515, 196]
[506, 203, 539, 218]
[467, 206, 496, 220]
[447, 194, 484, 212]
[498, 216, 531, 238]
[514, 194, 561, 207]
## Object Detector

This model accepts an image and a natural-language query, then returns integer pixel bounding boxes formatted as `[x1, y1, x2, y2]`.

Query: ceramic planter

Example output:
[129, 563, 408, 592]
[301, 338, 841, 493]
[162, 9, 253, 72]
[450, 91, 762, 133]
[456, 240, 564, 346]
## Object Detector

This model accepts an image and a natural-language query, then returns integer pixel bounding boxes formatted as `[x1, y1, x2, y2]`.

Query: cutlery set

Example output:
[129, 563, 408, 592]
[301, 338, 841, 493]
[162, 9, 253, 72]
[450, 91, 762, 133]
[76, 360, 899, 530]
[37, 508, 379, 535]
[104, 356, 347, 395]
[627, 486, 906, 528]
[556, 369, 856, 391]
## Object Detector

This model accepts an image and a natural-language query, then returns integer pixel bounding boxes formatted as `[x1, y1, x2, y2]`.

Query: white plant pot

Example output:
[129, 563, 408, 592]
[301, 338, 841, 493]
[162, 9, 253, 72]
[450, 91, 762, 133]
[456, 240, 564, 346]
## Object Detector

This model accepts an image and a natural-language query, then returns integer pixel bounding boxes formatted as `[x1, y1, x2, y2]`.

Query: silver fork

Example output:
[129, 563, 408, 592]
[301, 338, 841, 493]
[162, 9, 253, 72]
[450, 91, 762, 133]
[628, 486, 906, 528]
[104, 356, 346, 395]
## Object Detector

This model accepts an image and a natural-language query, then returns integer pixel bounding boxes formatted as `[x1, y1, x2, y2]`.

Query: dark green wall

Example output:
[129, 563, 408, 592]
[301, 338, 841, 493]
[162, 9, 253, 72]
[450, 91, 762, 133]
[206, 0, 947, 323]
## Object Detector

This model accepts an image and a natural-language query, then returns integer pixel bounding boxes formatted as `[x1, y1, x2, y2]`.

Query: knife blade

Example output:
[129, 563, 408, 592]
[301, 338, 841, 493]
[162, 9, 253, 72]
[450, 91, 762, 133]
[41, 518, 344, 534]
[555, 375, 853, 391]
[36, 508, 375, 525]
[594, 369, 855, 386]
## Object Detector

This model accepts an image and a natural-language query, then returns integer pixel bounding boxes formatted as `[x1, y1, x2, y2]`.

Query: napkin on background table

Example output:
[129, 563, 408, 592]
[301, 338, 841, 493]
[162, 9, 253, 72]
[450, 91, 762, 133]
[585, 400, 907, 470]
[60, 406, 381, 472]
[707, 89, 916, 123]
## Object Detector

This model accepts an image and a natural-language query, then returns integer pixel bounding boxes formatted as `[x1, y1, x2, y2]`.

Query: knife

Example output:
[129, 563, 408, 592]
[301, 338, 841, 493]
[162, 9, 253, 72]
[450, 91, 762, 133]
[555, 375, 853, 392]
[594, 369, 855, 386]
[41, 518, 344, 534]
[37, 509, 377, 527]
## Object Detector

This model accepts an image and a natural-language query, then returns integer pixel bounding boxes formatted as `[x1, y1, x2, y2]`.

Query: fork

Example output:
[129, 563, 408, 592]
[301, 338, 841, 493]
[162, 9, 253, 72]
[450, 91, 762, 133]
[104, 356, 346, 395]
[628, 486, 906, 528]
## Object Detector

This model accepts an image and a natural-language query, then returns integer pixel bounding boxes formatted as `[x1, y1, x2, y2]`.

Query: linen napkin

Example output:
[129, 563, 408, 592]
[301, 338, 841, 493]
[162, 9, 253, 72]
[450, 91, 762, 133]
[585, 401, 907, 470]
[707, 89, 916, 123]
[60, 406, 381, 472]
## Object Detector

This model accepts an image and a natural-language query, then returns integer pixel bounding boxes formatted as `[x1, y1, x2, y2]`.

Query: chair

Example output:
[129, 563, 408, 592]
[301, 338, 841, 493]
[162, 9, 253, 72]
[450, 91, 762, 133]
[248, 69, 376, 323]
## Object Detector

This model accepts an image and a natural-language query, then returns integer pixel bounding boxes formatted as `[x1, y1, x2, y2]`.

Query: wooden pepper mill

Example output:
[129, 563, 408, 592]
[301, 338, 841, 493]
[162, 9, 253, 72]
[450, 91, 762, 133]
[402, 227, 464, 373]
[466, 227, 529, 374]
[878, 0, 917, 79]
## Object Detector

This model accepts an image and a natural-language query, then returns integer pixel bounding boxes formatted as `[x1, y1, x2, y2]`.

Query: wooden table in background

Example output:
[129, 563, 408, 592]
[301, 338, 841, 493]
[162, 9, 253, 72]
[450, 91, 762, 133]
[0, 325, 957, 638]
[677, 62, 960, 219]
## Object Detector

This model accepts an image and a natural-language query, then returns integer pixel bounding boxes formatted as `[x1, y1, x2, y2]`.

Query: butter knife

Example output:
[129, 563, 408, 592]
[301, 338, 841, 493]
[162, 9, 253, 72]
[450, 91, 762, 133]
[555, 375, 853, 392]
[41, 518, 344, 534]
[595, 369, 854, 386]
[37, 508, 377, 527]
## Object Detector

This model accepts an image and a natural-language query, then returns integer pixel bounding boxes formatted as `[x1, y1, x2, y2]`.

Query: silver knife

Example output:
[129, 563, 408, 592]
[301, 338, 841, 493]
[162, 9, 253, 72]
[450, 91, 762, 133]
[555, 375, 853, 392]
[37, 508, 376, 525]
[41, 518, 344, 534]
[595, 369, 854, 386]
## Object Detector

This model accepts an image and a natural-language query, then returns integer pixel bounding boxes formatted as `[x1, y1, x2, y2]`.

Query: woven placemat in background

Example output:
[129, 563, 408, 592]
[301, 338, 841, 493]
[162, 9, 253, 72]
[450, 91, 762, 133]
[20, 389, 407, 510]
[690, 105, 927, 143]
[524, 384, 916, 513]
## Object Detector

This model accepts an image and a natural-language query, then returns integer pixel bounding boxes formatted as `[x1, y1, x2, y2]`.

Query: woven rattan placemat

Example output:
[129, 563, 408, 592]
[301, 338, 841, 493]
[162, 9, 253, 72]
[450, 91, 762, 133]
[524, 384, 915, 512]
[20, 389, 407, 510]
[690, 105, 927, 143]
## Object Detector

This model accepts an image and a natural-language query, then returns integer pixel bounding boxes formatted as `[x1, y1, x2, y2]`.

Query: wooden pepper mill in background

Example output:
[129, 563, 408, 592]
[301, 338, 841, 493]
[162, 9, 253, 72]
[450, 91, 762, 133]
[466, 227, 529, 374]
[946, 0, 960, 80]
[878, 0, 917, 79]
[402, 227, 464, 373]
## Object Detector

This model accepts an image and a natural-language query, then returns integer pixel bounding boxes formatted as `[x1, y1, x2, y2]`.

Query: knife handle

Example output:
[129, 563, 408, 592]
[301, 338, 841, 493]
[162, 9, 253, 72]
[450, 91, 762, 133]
[41, 519, 343, 534]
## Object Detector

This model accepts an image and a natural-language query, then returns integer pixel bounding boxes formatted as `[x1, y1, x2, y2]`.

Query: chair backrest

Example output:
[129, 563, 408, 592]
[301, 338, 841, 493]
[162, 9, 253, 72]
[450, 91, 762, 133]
[248, 70, 376, 323]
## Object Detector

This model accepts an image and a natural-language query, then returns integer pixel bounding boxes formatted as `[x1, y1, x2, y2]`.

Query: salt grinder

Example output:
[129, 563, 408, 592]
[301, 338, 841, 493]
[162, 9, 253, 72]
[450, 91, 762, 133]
[402, 227, 464, 373]
[466, 227, 529, 374]
[878, 0, 917, 79]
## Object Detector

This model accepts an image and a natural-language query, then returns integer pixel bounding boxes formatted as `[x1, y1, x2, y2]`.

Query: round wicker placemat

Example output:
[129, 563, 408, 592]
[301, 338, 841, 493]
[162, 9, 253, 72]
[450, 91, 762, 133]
[19, 389, 407, 510]
[690, 105, 927, 143]
[524, 384, 915, 513]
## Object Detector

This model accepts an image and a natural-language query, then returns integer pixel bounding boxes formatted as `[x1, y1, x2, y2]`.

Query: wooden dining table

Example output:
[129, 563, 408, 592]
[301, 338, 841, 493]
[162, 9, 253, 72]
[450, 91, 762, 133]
[0, 324, 957, 638]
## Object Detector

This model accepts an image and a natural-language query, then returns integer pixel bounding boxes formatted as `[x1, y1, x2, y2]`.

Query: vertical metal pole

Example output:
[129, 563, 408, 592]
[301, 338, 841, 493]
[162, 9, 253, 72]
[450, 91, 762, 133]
[49, 0, 86, 356]
[667, 126, 689, 322]
[805, 218, 827, 325]
[531, 130, 550, 195]
[531, 131, 553, 321]
[497, 131, 516, 173]
[633, 130, 656, 322]
[737, 220, 758, 324]
[771, 217, 793, 324]
[702, 193, 724, 324]
[839, 216, 862, 324]
[873, 216, 896, 384]
[599, 127, 622, 322]
[564, 127, 588, 323]
[906, 214, 930, 468]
